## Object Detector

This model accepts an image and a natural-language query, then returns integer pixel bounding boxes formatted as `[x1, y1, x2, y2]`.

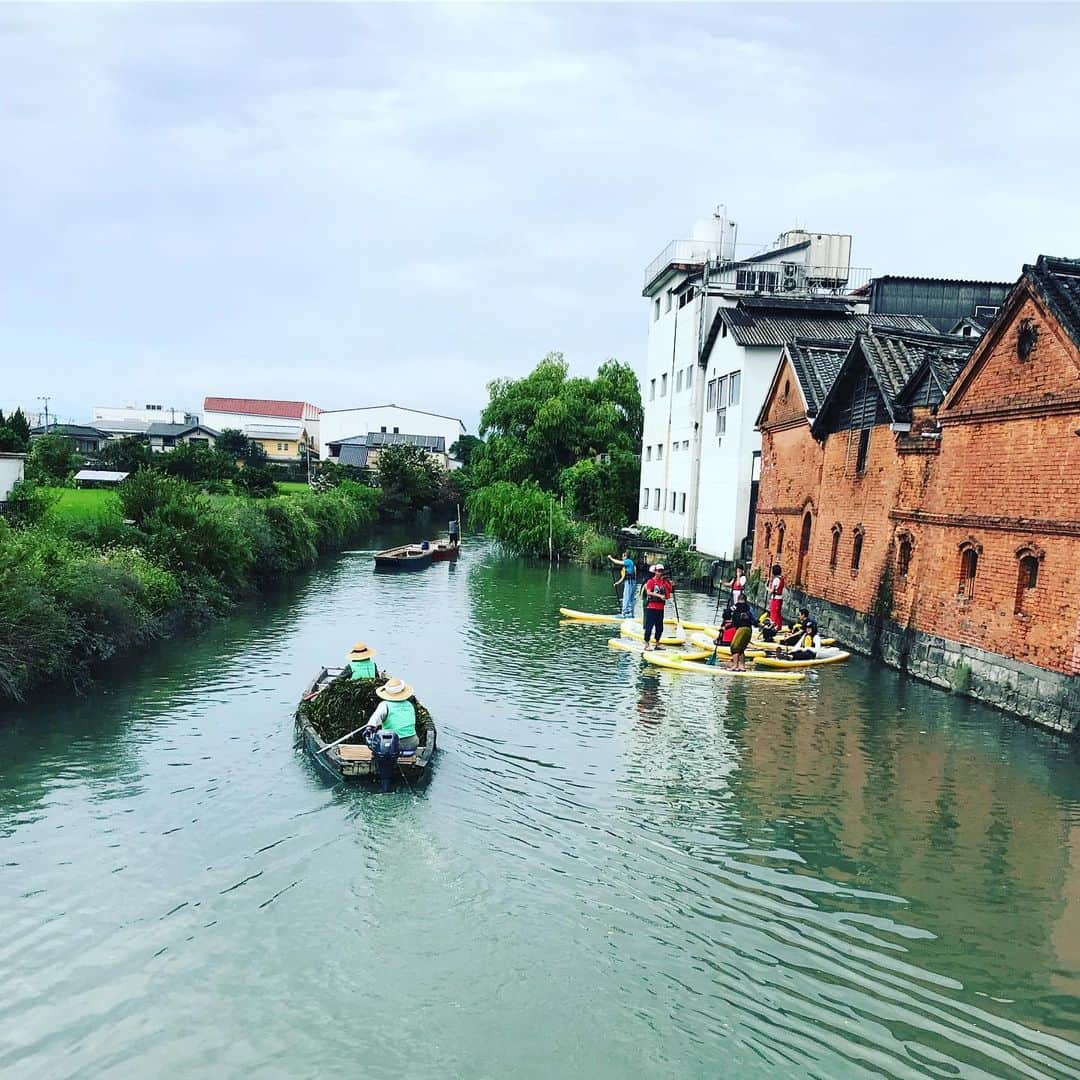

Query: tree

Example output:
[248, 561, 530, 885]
[233, 465, 277, 498]
[467, 480, 576, 558]
[154, 442, 234, 483]
[97, 437, 153, 472]
[449, 434, 484, 468]
[559, 448, 641, 534]
[0, 409, 30, 453]
[26, 433, 77, 485]
[376, 444, 442, 520]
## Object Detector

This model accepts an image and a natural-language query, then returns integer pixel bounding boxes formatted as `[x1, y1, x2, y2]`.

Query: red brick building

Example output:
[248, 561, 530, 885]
[754, 256, 1080, 733]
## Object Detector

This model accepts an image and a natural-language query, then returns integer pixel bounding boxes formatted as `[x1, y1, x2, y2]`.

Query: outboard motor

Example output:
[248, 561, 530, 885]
[366, 729, 401, 793]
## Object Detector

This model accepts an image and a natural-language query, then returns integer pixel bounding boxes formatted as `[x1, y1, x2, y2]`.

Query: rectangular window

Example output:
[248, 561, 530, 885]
[717, 375, 727, 405]
[661, 374, 668, 396]
[678, 290, 692, 309]
[393, 426, 399, 434]
[680, 493, 687, 514]
[643, 487, 649, 507]
[729, 371, 741, 406]
[671, 491, 677, 511]
[716, 408, 727, 436]
[654, 488, 660, 509]
[676, 369, 683, 393]
[646, 446, 652, 462]
[381, 426, 387, 433]
[665, 291, 673, 313]
[855, 427, 871, 474]
[706, 379, 717, 409]
[685, 366, 693, 389]
[683, 440, 689, 450]
[650, 379, 656, 401]
[657, 444, 663, 460]
[653, 298, 661, 321]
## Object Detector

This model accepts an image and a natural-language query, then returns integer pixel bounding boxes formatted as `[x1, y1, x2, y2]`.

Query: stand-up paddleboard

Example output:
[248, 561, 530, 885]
[754, 648, 850, 669]
[559, 608, 623, 624]
[641, 651, 805, 680]
[619, 619, 687, 647]
[608, 638, 710, 660]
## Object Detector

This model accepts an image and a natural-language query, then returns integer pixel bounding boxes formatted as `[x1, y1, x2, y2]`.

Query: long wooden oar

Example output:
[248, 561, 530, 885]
[315, 723, 370, 757]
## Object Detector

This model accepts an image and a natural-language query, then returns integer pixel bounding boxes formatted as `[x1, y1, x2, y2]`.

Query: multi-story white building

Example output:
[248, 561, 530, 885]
[91, 403, 200, 438]
[203, 397, 322, 451]
[637, 211, 933, 559]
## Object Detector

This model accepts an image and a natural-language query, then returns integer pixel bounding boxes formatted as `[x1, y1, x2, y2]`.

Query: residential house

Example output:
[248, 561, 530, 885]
[0, 452, 25, 500]
[637, 210, 934, 559]
[91, 404, 199, 439]
[146, 423, 220, 453]
[326, 431, 449, 470]
[30, 424, 112, 455]
[242, 425, 311, 463]
[753, 255, 1080, 734]
[203, 397, 322, 452]
[319, 405, 465, 463]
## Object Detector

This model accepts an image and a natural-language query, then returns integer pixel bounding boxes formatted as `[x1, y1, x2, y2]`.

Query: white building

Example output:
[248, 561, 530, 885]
[318, 405, 465, 463]
[0, 452, 25, 499]
[203, 397, 322, 450]
[637, 211, 933, 559]
[91, 404, 200, 438]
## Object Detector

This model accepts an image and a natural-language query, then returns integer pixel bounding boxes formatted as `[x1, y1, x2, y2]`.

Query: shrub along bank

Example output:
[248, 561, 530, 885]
[0, 473, 378, 703]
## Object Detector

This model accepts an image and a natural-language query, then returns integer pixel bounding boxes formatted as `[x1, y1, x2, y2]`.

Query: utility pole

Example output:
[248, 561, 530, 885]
[38, 395, 50, 432]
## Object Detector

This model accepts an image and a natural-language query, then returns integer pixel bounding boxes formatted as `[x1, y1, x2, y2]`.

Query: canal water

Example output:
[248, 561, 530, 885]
[2, 538, 1079, 1079]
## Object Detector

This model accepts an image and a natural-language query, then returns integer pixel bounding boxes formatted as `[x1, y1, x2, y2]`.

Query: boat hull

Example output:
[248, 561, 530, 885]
[373, 545, 433, 570]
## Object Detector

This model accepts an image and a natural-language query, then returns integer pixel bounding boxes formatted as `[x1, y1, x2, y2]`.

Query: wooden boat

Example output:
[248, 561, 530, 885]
[294, 667, 437, 783]
[430, 538, 460, 561]
[373, 544, 433, 570]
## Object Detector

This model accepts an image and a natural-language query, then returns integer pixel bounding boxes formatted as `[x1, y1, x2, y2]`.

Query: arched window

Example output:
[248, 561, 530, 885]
[958, 541, 980, 600]
[777, 521, 785, 557]
[1014, 549, 1042, 615]
[829, 524, 842, 570]
[764, 523, 772, 551]
[897, 533, 914, 579]
[851, 526, 864, 572]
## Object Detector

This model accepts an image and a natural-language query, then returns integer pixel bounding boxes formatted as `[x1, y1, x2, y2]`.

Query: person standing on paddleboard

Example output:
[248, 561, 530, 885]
[768, 563, 785, 629]
[643, 564, 673, 650]
[607, 550, 637, 619]
[729, 564, 748, 607]
[728, 597, 754, 671]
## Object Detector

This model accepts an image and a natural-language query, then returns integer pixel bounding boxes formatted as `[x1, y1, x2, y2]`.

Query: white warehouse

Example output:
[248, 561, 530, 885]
[637, 211, 934, 559]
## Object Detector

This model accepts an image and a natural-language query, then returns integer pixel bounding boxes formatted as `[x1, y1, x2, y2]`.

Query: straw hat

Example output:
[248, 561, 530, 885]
[376, 677, 414, 701]
[347, 642, 376, 661]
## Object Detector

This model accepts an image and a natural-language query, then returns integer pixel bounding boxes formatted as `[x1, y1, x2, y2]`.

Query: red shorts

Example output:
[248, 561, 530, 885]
[769, 598, 783, 626]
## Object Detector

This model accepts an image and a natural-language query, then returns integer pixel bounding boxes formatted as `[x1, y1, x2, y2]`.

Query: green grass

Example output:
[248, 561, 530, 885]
[276, 481, 310, 495]
[45, 488, 120, 522]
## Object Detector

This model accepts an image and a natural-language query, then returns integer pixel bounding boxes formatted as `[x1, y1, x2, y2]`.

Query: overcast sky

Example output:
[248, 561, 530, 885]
[3, 3, 1079, 430]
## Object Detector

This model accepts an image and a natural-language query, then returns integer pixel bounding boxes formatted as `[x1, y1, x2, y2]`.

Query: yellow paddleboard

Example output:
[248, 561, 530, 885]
[559, 608, 681, 626]
[753, 649, 850, 669]
[608, 639, 711, 661]
[619, 619, 687, 647]
[641, 651, 805, 680]
[687, 631, 765, 658]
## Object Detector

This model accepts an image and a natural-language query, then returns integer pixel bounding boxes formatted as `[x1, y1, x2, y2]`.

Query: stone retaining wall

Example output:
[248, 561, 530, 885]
[746, 583, 1079, 737]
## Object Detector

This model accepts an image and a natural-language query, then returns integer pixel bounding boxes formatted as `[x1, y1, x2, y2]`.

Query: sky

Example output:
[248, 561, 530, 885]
[3, 3, 1080, 432]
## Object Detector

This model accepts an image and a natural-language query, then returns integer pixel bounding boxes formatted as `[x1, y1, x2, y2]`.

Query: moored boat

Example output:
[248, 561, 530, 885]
[373, 544, 433, 570]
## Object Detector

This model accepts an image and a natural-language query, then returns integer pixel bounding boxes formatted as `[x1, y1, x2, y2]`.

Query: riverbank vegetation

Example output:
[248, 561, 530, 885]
[462, 353, 642, 562]
[0, 472, 378, 703]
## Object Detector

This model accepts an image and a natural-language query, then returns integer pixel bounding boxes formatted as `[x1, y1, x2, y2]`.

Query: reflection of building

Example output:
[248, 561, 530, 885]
[319, 404, 465, 464]
[754, 255, 1080, 732]
[637, 210, 934, 559]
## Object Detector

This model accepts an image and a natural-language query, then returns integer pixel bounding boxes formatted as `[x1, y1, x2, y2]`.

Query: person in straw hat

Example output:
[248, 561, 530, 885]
[346, 642, 378, 680]
[363, 677, 419, 750]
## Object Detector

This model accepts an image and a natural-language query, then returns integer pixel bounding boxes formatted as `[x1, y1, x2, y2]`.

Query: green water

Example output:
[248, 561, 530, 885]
[2, 538, 1079, 1079]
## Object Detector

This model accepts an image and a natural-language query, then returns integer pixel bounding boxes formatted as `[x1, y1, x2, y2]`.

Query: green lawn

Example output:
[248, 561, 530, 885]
[46, 488, 120, 522]
[276, 481, 310, 495]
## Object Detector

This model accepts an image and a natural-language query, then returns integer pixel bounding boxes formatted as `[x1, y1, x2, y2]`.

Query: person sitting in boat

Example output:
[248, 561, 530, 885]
[347, 642, 378, 680]
[781, 608, 820, 648]
[363, 677, 420, 751]
[757, 612, 779, 643]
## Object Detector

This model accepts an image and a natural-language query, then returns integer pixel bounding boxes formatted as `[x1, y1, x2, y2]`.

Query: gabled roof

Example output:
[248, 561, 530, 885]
[947, 314, 995, 336]
[319, 403, 465, 429]
[146, 423, 221, 438]
[811, 330, 975, 437]
[785, 339, 851, 417]
[30, 424, 111, 439]
[709, 302, 937, 349]
[204, 397, 320, 420]
[1026, 255, 1080, 349]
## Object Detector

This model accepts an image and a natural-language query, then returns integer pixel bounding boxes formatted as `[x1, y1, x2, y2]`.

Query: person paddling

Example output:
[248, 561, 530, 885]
[727, 597, 755, 671]
[729, 564, 748, 607]
[608, 550, 637, 619]
[781, 608, 819, 648]
[642, 563, 672, 650]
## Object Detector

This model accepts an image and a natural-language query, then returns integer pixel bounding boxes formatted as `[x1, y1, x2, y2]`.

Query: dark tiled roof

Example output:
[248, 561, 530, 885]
[713, 303, 937, 348]
[947, 314, 995, 336]
[146, 423, 221, 437]
[1026, 255, 1080, 348]
[338, 444, 370, 468]
[30, 424, 111, 439]
[785, 339, 850, 416]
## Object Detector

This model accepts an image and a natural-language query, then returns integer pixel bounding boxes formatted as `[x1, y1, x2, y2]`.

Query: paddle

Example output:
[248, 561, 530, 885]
[314, 723, 370, 757]
[669, 578, 686, 642]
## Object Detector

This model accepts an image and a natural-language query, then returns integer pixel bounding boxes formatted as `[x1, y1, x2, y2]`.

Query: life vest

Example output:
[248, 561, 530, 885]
[772, 576, 785, 600]
[349, 658, 377, 680]
[383, 699, 417, 739]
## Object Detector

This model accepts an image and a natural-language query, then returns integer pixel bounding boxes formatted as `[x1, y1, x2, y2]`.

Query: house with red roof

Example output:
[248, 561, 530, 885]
[203, 397, 322, 462]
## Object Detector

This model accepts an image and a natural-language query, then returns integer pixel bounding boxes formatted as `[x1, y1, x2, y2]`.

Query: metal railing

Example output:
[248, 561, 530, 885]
[643, 239, 724, 290]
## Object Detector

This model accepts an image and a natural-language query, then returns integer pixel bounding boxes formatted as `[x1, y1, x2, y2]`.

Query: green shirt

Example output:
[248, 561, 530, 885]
[383, 699, 416, 739]
[349, 658, 376, 680]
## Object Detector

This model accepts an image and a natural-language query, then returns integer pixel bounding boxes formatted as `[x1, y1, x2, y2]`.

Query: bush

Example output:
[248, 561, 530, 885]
[26, 434, 77, 486]
[467, 480, 575, 558]
[233, 465, 277, 498]
[576, 526, 618, 569]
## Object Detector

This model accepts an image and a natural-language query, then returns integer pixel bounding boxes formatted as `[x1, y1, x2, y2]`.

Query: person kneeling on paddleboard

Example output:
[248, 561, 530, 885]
[642, 564, 672, 651]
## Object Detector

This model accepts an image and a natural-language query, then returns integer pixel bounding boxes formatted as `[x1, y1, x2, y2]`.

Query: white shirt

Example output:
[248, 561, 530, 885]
[366, 701, 390, 727]
[731, 574, 747, 601]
